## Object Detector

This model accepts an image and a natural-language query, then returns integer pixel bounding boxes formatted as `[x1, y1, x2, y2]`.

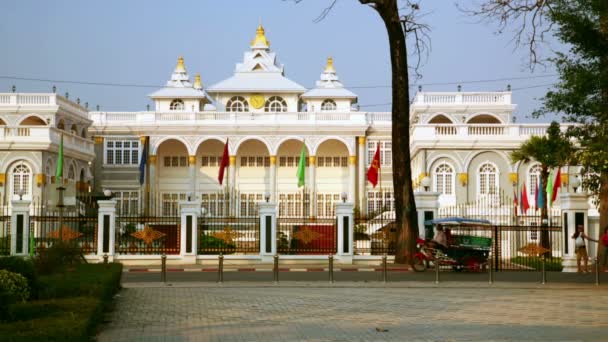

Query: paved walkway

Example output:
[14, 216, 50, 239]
[98, 282, 608, 342]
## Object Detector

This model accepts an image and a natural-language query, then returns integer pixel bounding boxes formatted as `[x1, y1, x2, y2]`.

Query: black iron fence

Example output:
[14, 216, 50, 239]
[197, 217, 259, 254]
[29, 205, 98, 255]
[354, 210, 397, 255]
[0, 208, 10, 255]
[277, 217, 337, 255]
[115, 214, 180, 255]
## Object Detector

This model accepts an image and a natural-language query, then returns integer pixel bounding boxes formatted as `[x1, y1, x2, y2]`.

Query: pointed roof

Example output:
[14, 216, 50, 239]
[301, 57, 357, 99]
[207, 25, 306, 94]
[149, 57, 212, 99]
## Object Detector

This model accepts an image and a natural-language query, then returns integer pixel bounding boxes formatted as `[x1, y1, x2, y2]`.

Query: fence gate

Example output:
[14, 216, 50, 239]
[277, 217, 337, 255]
[197, 217, 260, 255]
[115, 214, 180, 255]
[0, 207, 10, 255]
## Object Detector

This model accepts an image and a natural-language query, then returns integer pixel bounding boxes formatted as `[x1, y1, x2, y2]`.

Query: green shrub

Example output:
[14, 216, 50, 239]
[0, 257, 37, 296]
[0, 288, 16, 322]
[199, 234, 236, 254]
[510, 256, 563, 271]
[34, 242, 83, 275]
[0, 270, 29, 302]
[37, 263, 122, 300]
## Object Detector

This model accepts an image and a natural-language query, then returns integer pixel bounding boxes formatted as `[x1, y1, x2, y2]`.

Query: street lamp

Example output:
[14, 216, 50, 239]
[421, 176, 431, 192]
[570, 176, 581, 193]
[200, 206, 207, 217]
[341, 192, 347, 203]
[264, 191, 271, 203]
[103, 189, 112, 197]
[16, 188, 25, 201]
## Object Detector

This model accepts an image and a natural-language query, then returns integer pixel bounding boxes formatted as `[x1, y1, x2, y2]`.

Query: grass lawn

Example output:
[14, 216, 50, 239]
[510, 256, 563, 271]
[0, 263, 122, 342]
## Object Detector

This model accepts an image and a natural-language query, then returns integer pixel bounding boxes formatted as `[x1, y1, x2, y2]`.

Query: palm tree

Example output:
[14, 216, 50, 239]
[511, 121, 573, 254]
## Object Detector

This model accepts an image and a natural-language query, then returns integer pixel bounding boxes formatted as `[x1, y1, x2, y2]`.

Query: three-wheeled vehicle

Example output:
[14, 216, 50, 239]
[412, 217, 493, 272]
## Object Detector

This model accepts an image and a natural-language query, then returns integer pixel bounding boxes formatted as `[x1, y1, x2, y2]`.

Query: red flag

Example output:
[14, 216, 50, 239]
[218, 139, 229, 185]
[367, 143, 381, 187]
[521, 183, 530, 214]
[552, 168, 561, 202]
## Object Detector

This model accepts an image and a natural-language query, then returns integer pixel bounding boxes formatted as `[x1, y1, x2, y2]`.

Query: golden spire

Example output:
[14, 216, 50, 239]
[175, 56, 186, 73]
[324, 56, 335, 73]
[251, 24, 270, 47]
[194, 73, 202, 89]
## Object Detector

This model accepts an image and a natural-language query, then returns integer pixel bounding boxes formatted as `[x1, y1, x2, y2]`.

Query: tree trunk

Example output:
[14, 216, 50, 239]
[598, 2, 608, 255]
[362, 0, 419, 264]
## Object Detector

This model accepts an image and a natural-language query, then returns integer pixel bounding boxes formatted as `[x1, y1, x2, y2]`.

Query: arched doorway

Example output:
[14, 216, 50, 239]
[235, 139, 270, 217]
[276, 139, 310, 217]
[156, 139, 189, 216]
[315, 139, 349, 218]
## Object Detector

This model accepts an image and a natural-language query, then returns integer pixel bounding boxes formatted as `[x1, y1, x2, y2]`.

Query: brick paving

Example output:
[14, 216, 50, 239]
[98, 283, 607, 342]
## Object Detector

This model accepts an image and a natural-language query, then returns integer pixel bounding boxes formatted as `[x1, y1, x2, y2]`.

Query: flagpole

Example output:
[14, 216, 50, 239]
[378, 141, 383, 216]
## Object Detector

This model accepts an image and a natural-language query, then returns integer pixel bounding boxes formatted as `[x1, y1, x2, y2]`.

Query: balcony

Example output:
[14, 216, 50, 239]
[0, 93, 89, 119]
[90, 111, 370, 126]
[412, 123, 565, 141]
[413, 91, 512, 106]
[0, 126, 94, 158]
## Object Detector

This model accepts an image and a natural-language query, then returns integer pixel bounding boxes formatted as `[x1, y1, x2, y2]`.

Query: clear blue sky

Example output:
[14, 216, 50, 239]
[0, 0, 560, 122]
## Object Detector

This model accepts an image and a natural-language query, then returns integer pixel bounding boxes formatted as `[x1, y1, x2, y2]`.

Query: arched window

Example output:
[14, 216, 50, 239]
[169, 99, 185, 111]
[226, 96, 249, 112]
[321, 99, 337, 111]
[57, 119, 65, 130]
[478, 162, 498, 196]
[434, 163, 454, 195]
[68, 165, 75, 181]
[11, 163, 31, 197]
[528, 164, 542, 204]
[264, 96, 287, 112]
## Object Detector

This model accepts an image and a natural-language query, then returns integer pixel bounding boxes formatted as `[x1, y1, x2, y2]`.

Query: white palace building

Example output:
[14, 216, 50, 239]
[0, 25, 600, 266]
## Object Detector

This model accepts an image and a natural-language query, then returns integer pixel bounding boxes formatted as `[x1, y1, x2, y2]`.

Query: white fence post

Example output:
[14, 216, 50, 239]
[560, 192, 591, 272]
[336, 202, 355, 264]
[414, 191, 440, 239]
[259, 201, 277, 262]
[10, 200, 31, 256]
[97, 200, 116, 262]
[179, 201, 199, 263]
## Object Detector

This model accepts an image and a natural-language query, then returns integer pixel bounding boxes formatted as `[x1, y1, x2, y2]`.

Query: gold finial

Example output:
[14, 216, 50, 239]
[194, 73, 203, 89]
[324, 56, 335, 72]
[251, 24, 270, 47]
[175, 56, 186, 73]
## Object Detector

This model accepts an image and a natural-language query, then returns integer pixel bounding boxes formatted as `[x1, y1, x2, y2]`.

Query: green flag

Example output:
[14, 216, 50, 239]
[546, 170, 554, 208]
[55, 134, 63, 179]
[296, 144, 306, 187]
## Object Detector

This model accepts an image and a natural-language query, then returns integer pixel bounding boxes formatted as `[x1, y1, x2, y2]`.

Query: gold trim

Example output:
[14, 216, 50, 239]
[36, 174, 45, 186]
[0, 173, 5, 186]
[229, 156, 236, 166]
[357, 137, 366, 146]
[251, 24, 270, 47]
[308, 156, 316, 166]
[269, 156, 277, 165]
[250, 94, 265, 109]
[188, 155, 196, 166]
[94, 136, 104, 144]
[325, 56, 335, 73]
[458, 173, 468, 186]
[349, 156, 357, 165]
[194, 74, 203, 89]
[509, 172, 518, 185]
[560, 173, 568, 185]
[140, 136, 147, 144]
[149, 155, 157, 163]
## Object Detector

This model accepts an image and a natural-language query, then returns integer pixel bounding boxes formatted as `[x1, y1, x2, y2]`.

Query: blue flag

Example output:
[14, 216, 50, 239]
[139, 137, 147, 185]
[536, 177, 545, 209]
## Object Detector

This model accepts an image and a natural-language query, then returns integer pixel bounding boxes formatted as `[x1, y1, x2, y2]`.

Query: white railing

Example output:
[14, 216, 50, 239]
[0, 93, 89, 119]
[413, 123, 565, 140]
[0, 95, 10, 104]
[414, 92, 512, 105]
[91, 111, 367, 125]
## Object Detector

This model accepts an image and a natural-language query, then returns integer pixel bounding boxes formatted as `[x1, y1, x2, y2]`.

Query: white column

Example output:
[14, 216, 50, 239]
[269, 156, 277, 202]
[309, 156, 316, 217]
[336, 202, 355, 264]
[97, 199, 117, 261]
[357, 137, 366, 217]
[414, 191, 440, 239]
[189, 155, 197, 197]
[149, 155, 157, 211]
[348, 155, 356, 204]
[229, 156, 236, 216]
[10, 200, 31, 256]
[179, 200, 199, 263]
[259, 201, 277, 262]
[560, 192, 591, 272]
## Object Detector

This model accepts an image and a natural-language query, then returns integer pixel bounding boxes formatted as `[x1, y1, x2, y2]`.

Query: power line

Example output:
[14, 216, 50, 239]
[0, 73, 558, 90]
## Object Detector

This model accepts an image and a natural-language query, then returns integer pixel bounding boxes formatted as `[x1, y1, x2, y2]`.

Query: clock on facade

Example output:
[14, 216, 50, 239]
[250, 94, 265, 109]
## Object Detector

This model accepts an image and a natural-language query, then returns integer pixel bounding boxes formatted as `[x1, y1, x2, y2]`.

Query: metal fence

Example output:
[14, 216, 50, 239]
[29, 204, 98, 255]
[354, 211, 397, 255]
[115, 213, 180, 255]
[0, 207, 10, 255]
[277, 217, 337, 255]
[197, 217, 260, 254]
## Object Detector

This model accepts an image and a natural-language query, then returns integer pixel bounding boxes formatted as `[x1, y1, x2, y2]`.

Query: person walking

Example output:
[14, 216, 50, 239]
[600, 226, 608, 272]
[572, 225, 598, 273]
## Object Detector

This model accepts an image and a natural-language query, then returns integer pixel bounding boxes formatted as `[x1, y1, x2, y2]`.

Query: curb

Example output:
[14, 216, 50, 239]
[124, 267, 411, 273]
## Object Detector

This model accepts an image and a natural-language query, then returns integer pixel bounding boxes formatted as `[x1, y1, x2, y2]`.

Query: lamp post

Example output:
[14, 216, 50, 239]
[340, 192, 347, 203]
[264, 191, 271, 203]
[421, 176, 431, 192]
[570, 175, 581, 193]
[16, 188, 25, 201]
